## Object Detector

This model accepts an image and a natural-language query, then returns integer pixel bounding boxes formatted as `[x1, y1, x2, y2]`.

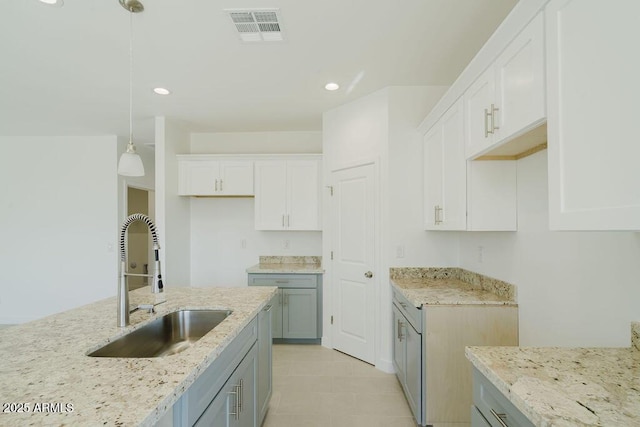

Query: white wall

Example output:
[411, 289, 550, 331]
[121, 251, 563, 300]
[190, 198, 322, 287]
[155, 117, 191, 287]
[187, 131, 323, 288]
[191, 131, 322, 154]
[0, 136, 118, 323]
[458, 150, 640, 347]
[322, 86, 458, 372]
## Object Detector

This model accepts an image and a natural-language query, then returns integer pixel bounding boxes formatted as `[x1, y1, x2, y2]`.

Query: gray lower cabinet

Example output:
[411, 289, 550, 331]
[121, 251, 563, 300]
[165, 311, 272, 427]
[248, 274, 322, 341]
[392, 297, 423, 424]
[195, 344, 257, 427]
[257, 303, 273, 426]
[472, 368, 533, 427]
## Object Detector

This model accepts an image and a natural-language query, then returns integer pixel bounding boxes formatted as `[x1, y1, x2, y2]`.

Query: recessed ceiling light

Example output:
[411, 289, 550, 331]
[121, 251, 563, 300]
[325, 82, 340, 91]
[153, 87, 171, 95]
[39, 0, 63, 6]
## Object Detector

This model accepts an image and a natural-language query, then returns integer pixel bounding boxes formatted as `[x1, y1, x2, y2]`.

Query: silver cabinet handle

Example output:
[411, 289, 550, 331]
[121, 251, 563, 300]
[219, 179, 223, 191]
[287, 214, 290, 227]
[490, 409, 508, 427]
[484, 108, 491, 137]
[238, 378, 243, 414]
[275, 280, 289, 284]
[228, 385, 240, 420]
[397, 319, 404, 342]
[214, 179, 218, 192]
[364, 271, 373, 278]
[263, 304, 272, 312]
[282, 214, 285, 227]
[399, 302, 407, 309]
[491, 104, 499, 132]
[434, 205, 443, 225]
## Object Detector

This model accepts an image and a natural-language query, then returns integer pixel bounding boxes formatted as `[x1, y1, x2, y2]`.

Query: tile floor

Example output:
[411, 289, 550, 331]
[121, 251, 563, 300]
[262, 344, 416, 427]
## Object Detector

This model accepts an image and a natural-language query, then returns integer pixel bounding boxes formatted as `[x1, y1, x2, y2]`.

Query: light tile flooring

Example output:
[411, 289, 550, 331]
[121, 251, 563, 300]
[262, 344, 416, 427]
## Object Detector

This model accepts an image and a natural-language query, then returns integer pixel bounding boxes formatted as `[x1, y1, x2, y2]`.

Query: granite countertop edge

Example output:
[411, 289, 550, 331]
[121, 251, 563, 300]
[389, 267, 517, 307]
[0, 286, 278, 427]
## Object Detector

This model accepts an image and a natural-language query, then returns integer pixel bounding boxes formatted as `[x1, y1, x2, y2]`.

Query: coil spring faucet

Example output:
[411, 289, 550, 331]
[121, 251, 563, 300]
[118, 213, 164, 327]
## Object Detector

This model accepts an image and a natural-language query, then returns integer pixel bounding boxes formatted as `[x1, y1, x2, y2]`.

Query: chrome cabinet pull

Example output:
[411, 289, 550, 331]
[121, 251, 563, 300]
[214, 179, 218, 192]
[219, 179, 223, 191]
[287, 214, 290, 227]
[490, 409, 508, 427]
[228, 385, 240, 420]
[282, 215, 285, 227]
[491, 104, 499, 132]
[263, 304, 272, 312]
[397, 319, 404, 342]
[275, 280, 289, 284]
[364, 271, 373, 278]
[484, 108, 491, 137]
[238, 379, 243, 413]
[434, 205, 443, 225]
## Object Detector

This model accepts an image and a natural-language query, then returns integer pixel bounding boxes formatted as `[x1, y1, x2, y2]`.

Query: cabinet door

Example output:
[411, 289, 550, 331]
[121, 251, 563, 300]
[287, 160, 321, 230]
[465, 67, 495, 158]
[234, 346, 257, 427]
[423, 120, 443, 229]
[424, 99, 466, 231]
[219, 161, 254, 196]
[179, 160, 219, 196]
[405, 320, 422, 424]
[271, 290, 283, 339]
[254, 161, 288, 230]
[391, 305, 406, 385]
[282, 288, 317, 339]
[257, 303, 273, 426]
[546, 0, 640, 230]
[493, 12, 545, 144]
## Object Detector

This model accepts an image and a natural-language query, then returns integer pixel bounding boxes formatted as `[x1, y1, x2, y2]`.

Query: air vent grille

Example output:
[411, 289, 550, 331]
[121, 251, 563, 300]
[225, 9, 284, 42]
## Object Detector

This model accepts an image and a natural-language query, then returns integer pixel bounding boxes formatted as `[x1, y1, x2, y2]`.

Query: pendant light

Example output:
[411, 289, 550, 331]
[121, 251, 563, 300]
[117, 0, 145, 177]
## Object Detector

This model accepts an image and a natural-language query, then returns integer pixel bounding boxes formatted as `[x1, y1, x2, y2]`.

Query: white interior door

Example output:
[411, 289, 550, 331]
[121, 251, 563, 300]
[331, 164, 375, 364]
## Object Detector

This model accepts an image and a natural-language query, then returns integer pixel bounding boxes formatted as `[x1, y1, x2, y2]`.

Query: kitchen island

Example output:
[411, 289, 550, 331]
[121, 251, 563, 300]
[466, 324, 640, 426]
[0, 286, 277, 426]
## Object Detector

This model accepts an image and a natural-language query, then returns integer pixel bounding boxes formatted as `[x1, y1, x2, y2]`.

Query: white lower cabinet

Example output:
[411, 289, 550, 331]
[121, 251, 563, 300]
[546, 0, 640, 230]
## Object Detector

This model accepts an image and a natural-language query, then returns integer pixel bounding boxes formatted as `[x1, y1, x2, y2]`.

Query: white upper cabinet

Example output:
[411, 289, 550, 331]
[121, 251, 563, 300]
[424, 99, 467, 230]
[178, 157, 254, 196]
[465, 12, 546, 158]
[254, 159, 321, 231]
[546, 0, 640, 230]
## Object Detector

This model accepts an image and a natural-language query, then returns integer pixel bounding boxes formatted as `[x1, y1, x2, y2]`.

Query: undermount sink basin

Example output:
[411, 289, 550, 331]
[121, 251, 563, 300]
[88, 309, 232, 358]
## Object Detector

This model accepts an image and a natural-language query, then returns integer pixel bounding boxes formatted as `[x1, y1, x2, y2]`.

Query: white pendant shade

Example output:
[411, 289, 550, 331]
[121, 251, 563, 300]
[118, 150, 144, 176]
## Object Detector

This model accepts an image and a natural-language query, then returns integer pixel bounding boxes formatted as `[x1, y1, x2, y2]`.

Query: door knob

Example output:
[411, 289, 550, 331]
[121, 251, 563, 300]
[364, 271, 373, 278]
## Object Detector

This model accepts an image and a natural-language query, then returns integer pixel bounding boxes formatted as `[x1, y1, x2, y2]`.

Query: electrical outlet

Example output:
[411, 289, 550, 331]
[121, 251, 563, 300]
[396, 245, 405, 258]
[477, 246, 484, 263]
[241, 239, 247, 249]
[283, 239, 290, 250]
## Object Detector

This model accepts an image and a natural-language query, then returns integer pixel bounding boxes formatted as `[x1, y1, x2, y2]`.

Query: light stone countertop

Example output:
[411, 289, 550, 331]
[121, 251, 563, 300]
[390, 267, 516, 307]
[246, 255, 324, 274]
[0, 286, 277, 427]
[466, 341, 640, 426]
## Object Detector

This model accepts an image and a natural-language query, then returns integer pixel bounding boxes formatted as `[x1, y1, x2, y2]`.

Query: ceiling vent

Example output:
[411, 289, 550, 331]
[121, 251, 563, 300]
[225, 8, 284, 42]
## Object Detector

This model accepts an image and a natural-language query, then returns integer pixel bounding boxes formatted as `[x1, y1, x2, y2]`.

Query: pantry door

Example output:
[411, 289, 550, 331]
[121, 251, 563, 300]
[331, 163, 376, 364]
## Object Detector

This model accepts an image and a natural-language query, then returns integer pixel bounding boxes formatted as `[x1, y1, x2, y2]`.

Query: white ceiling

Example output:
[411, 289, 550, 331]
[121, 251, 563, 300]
[0, 0, 517, 146]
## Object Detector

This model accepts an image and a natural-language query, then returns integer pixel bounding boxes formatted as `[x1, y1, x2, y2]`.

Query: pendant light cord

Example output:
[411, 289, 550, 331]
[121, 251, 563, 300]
[129, 10, 133, 144]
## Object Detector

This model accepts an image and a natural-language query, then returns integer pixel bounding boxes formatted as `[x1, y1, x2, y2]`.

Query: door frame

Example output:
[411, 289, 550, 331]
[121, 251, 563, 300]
[322, 159, 383, 368]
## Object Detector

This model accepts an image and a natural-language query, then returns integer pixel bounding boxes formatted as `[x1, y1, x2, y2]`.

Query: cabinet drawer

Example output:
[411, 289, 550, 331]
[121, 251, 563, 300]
[392, 288, 422, 333]
[249, 274, 318, 289]
[473, 368, 533, 427]
[180, 318, 258, 426]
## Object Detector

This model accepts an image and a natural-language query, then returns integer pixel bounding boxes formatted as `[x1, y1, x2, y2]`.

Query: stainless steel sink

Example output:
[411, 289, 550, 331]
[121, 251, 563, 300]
[88, 309, 232, 358]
